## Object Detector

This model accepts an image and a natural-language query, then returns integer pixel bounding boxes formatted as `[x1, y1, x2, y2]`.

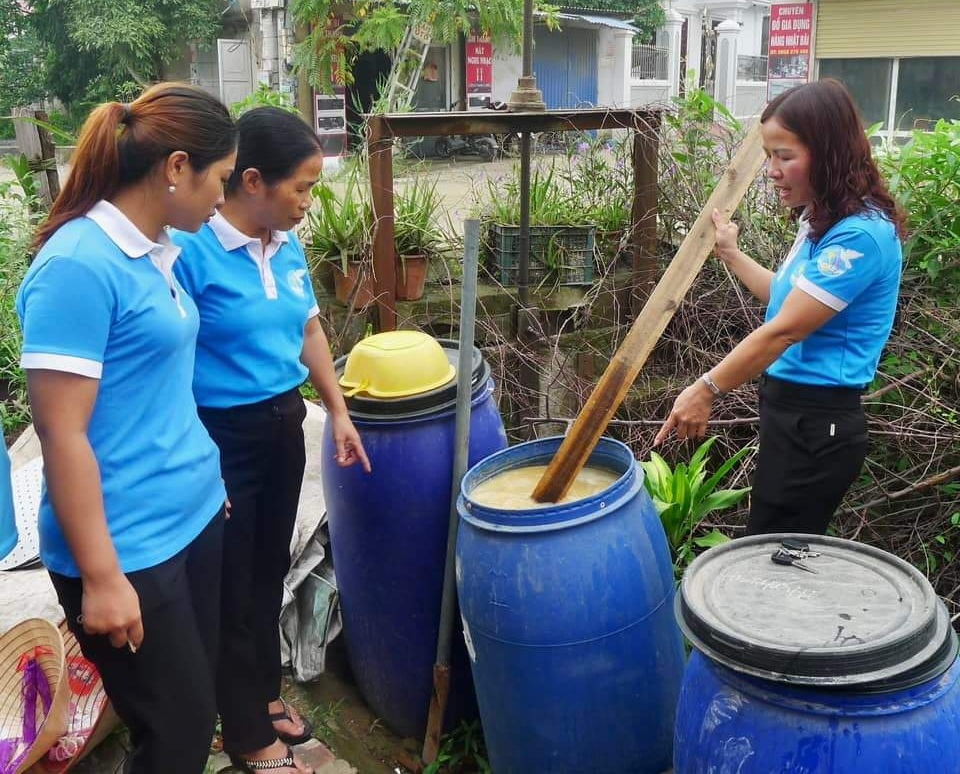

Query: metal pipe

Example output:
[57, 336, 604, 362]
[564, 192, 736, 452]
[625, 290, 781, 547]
[521, 0, 534, 78]
[518, 133, 532, 306]
[424, 219, 480, 761]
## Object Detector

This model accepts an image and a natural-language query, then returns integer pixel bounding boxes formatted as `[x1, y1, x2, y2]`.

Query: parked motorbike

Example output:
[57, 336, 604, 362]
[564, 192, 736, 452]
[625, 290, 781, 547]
[434, 133, 497, 162]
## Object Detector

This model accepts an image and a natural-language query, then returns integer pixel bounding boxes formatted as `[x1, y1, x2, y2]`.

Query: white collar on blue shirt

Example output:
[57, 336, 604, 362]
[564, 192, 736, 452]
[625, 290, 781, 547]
[207, 210, 289, 256]
[86, 200, 180, 265]
[86, 200, 186, 316]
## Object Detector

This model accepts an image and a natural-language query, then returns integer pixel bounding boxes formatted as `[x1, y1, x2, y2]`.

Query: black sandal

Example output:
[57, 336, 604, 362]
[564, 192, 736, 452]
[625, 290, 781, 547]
[269, 698, 314, 746]
[229, 745, 300, 772]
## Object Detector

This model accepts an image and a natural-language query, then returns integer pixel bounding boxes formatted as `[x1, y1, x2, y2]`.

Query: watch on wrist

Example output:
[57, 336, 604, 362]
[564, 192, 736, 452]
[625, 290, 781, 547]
[701, 372, 723, 396]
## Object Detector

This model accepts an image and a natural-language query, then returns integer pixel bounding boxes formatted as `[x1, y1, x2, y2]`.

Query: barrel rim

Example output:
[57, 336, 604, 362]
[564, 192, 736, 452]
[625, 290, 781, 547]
[684, 630, 960, 713]
[677, 592, 958, 690]
[458, 436, 645, 533]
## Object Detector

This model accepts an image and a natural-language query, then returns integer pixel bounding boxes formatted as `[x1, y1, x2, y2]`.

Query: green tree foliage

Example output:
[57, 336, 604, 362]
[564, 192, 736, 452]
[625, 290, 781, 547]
[27, 0, 224, 108]
[291, 0, 545, 93]
[560, 0, 665, 41]
[0, 4, 47, 139]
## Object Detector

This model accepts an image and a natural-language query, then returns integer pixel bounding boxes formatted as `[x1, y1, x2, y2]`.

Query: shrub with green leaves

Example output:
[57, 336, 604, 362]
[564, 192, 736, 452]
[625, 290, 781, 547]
[0, 157, 38, 437]
[641, 437, 752, 576]
[878, 118, 960, 289]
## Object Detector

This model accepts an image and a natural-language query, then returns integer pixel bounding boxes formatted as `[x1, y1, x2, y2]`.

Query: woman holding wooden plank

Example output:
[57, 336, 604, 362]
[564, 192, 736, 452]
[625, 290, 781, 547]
[655, 79, 905, 536]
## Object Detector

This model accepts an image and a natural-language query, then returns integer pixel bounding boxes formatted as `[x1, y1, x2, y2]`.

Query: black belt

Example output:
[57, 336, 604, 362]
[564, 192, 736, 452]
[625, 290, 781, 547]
[198, 386, 303, 416]
[758, 373, 863, 409]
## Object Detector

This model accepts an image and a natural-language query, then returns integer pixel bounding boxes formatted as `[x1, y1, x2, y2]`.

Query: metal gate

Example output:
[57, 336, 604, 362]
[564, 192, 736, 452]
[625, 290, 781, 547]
[533, 26, 598, 109]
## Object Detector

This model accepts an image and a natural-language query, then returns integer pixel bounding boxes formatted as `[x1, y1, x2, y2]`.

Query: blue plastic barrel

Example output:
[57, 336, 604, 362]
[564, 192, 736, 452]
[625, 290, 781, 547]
[674, 534, 960, 773]
[456, 436, 685, 774]
[323, 341, 507, 740]
[676, 649, 960, 773]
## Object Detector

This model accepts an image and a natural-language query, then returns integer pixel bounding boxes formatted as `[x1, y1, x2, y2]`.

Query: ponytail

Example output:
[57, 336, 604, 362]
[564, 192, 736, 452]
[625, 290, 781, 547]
[33, 83, 236, 252]
[32, 102, 127, 252]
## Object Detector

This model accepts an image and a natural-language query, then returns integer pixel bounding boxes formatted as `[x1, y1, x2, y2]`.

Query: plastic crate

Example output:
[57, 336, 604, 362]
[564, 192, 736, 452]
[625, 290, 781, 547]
[490, 224, 596, 287]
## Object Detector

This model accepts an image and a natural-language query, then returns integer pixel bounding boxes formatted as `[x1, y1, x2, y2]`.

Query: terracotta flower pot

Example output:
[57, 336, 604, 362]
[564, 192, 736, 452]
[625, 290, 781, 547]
[333, 261, 376, 310]
[395, 254, 428, 301]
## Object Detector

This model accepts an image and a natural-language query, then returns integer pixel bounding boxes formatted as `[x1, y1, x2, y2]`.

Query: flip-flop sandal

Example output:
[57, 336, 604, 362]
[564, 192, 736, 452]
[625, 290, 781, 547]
[229, 745, 305, 772]
[269, 698, 315, 746]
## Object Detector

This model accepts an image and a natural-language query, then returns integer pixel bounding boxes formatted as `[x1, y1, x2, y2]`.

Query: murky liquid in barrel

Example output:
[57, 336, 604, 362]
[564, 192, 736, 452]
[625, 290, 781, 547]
[469, 464, 620, 510]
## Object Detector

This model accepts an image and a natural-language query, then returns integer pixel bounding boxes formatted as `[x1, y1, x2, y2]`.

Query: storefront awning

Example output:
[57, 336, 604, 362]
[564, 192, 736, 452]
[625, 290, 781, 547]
[545, 12, 639, 33]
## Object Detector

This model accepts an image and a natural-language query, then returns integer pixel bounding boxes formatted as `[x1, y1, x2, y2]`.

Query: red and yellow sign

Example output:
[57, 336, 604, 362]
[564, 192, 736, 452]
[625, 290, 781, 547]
[767, 3, 814, 99]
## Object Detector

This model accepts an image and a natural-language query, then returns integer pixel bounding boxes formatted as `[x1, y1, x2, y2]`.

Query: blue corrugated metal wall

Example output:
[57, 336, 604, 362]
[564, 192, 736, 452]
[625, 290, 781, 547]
[533, 26, 598, 109]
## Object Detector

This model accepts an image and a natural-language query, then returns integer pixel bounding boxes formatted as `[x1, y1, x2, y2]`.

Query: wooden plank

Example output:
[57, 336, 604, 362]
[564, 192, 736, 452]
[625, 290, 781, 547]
[532, 120, 767, 503]
[12, 108, 56, 206]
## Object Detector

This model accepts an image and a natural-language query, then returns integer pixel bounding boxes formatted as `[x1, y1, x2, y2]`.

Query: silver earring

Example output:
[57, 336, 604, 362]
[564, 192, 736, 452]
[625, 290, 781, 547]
[168, 185, 176, 194]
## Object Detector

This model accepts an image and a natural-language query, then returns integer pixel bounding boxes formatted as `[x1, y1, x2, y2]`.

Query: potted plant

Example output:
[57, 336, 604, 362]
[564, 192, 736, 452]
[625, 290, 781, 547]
[306, 168, 375, 309]
[393, 176, 446, 301]
[482, 166, 596, 289]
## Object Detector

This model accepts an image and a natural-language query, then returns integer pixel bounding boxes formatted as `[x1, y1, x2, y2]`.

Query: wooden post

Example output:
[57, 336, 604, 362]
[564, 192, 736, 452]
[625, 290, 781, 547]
[630, 117, 659, 315]
[367, 115, 397, 332]
[12, 108, 61, 207]
[532, 120, 766, 503]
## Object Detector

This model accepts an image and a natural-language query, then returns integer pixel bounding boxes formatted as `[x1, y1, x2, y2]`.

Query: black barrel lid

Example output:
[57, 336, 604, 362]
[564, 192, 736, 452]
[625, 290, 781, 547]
[333, 338, 489, 420]
[677, 534, 952, 687]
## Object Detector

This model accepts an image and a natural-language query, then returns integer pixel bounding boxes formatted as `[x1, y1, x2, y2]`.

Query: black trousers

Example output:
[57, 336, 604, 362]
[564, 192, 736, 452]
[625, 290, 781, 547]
[198, 388, 307, 754]
[747, 375, 868, 536]
[50, 507, 225, 774]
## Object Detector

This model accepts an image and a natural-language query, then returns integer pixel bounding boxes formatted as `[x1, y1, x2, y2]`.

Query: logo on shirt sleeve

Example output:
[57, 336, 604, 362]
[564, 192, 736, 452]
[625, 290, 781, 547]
[287, 269, 307, 298]
[817, 246, 863, 278]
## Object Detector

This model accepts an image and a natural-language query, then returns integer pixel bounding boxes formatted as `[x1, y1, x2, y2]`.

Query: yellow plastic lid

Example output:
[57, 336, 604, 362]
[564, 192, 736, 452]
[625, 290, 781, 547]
[339, 330, 457, 398]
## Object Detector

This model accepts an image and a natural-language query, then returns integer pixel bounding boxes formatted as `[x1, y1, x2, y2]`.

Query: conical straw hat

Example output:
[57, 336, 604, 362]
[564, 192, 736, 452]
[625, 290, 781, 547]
[28, 621, 119, 773]
[0, 619, 68, 774]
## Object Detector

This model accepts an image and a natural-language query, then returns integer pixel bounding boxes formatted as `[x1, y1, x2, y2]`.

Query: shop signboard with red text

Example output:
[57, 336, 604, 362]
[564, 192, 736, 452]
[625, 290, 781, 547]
[466, 36, 493, 110]
[767, 3, 814, 100]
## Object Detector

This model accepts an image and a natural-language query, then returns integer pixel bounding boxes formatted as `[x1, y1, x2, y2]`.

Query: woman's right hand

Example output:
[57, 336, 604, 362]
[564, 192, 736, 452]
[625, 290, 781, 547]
[712, 208, 740, 263]
[81, 571, 144, 651]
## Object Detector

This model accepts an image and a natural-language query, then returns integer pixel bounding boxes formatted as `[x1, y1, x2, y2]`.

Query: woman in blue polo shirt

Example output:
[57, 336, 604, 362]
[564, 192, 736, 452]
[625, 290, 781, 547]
[173, 107, 369, 774]
[17, 83, 237, 773]
[655, 78, 905, 536]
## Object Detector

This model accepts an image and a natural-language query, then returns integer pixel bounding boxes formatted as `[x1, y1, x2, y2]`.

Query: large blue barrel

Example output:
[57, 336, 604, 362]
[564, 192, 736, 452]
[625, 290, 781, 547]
[456, 436, 685, 773]
[674, 534, 960, 772]
[323, 340, 507, 740]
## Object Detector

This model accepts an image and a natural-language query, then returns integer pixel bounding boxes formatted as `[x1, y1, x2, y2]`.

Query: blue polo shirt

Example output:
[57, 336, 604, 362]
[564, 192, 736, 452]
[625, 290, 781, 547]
[766, 209, 902, 388]
[16, 201, 226, 577]
[172, 213, 320, 408]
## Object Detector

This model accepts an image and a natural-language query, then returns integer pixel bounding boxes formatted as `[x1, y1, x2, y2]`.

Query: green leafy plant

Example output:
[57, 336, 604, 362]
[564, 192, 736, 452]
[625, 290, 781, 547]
[0, 157, 40, 437]
[305, 165, 372, 276]
[291, 0, 557, 96]
[878, 116, 960, 288]
[394, 175, 446, 257]
[230, 84, 300, 118]
[483, 165, 582, 227]
[423, 720, 491, 774]
[641, 437, 752, 576]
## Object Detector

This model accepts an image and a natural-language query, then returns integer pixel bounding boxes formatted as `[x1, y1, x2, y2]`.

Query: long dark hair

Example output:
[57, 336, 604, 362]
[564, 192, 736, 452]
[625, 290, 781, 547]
[33, 82, 237, 251]
[226, 107, 322, 194]
[761, 78, 906, 241]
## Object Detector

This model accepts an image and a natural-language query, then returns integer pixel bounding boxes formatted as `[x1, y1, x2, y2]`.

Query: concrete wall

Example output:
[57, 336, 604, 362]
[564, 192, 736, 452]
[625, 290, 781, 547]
[735, 80, 767, 119]
[492, 48, 523, 105]
[598, 29, 634, 108]
[631, 81, 671, 108]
